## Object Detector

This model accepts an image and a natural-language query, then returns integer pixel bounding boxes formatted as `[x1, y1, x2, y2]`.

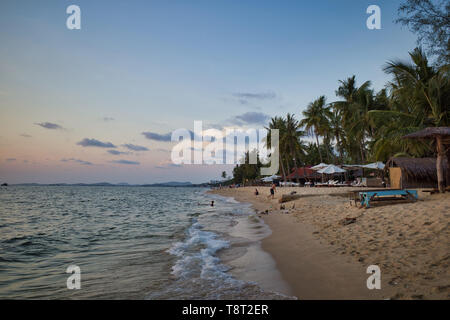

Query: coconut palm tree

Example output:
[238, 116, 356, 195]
[300, 96, 331, 163]
[265, 116, 288, 181]
[334, 76, 374, 163]
[328, 106, 345, 163]
[368, 48, 449, 160]
[383, 47, 449, 127]
[233, 47, 448, 185]
[283, 113, 306, 183]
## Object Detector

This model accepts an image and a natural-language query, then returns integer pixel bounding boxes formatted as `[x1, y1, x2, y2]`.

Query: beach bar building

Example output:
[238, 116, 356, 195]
[385, 157, 448, 189]
[286, 167, 321, 184]
[402, 127, 450, 193]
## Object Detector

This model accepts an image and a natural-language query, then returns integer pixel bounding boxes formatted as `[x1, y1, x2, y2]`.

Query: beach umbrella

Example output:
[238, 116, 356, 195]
[261, 176, 272, 182]
[317, 164, 346, 174]
[361, 162, 385, 170]
[261, 175, 280, 182]
[311, 163, 329, 170]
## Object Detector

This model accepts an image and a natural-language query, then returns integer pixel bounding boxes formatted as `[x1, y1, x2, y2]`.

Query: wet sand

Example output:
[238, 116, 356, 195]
[209, 186, 450, 300]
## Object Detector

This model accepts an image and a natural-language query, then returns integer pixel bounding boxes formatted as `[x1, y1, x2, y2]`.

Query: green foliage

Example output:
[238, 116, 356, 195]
[300, 96, 332, 164]
[369, 48, 449, 160]
[232, 150, 262, 184]
[230, 48, 449, 183]
[396, 0, 450, 66]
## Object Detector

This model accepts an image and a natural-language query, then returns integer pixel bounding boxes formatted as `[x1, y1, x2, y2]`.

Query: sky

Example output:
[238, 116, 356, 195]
[0, 0, 418, 184]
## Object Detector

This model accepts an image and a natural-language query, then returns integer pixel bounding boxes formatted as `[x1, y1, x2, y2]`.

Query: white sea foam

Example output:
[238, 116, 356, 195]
[224, 197, 239, 203]
[167, 221, 230, 280]
[159, 192, 296, 300]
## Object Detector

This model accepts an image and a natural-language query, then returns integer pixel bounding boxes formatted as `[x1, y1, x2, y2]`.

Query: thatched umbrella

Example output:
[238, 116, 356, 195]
[403, 127, 450, 193]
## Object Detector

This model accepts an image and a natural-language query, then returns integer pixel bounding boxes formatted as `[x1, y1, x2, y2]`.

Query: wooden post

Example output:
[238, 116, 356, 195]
[447, 146, 450, 188]
[436, 136, 446, 193]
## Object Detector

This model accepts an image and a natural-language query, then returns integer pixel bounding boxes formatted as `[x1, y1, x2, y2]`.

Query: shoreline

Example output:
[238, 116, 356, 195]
[207, 191, 295, 298]
[209, 186, 449, 300]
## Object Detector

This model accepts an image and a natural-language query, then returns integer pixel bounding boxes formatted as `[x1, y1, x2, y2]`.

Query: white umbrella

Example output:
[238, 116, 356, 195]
[317, 164, 346, 174]
[261, 174, 280, 182]
[361, 162, 385, 170]
[311, 163, 329, 170]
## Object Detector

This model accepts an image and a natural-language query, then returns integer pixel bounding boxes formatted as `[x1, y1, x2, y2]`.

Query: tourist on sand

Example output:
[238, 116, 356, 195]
[270, 183, 276, 199]
[255, 188, 259, 196]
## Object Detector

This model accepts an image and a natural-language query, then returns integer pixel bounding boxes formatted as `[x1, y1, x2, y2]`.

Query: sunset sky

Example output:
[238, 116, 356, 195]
[0, 1, 417, 184]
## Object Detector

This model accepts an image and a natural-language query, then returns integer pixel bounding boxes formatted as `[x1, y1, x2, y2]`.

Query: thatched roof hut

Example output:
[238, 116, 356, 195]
[385, 157, 448, 189]
[403, 127, 450, 141]
[402, 127, 450, 192]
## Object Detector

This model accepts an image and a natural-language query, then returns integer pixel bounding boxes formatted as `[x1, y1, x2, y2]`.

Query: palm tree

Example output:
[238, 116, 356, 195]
[265, 116, 288, 182]
[368, 48, 449, 160]
[235, 47, 448, 185]
[335, 76, 374, 163]
[328, 106, 345, 163]
[283, 113, 305, 183]
[383, 47, 449, 127]
[300, 96, 331, 163]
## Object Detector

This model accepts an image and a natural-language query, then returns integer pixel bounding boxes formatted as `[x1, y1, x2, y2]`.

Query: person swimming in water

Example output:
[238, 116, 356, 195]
[197, 201, 215, 206]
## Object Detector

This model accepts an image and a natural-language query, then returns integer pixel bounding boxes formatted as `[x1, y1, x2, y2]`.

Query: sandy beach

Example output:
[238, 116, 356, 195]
[209, 186, 450, 300]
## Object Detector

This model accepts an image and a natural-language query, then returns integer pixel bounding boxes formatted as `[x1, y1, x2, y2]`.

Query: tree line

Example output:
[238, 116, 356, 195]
[231, 47, 449, 184]
[231, 1, 449, 184]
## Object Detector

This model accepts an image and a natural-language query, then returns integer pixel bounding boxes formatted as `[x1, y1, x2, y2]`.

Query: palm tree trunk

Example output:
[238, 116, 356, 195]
[336, 135, 343, 164]
[360, 139, 365, 163]
[285, 159, 291, 182]
[290, 143, 300, 184]
[279, 153, 287, 183]
[324, 138, 331, 163]
[315, 132, 323, 163]
[436, 136, 446, 193]
[446, 147, 450, 189]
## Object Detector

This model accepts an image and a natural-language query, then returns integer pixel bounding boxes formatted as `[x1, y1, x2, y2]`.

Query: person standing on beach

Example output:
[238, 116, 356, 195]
[270, 183, 276, 199]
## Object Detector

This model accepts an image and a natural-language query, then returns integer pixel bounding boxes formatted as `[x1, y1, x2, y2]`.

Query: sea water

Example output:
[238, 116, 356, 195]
[0, 186, 293, 299]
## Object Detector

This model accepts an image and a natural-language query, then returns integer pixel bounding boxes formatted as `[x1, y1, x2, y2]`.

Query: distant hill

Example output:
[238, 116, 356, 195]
[59, 182, 115, 186]
[142, 181, 193, 187]
[13, 181, 195, 187]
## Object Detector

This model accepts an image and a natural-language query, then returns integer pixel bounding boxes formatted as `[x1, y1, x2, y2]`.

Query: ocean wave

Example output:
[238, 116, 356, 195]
[167, 221, 230, 280]
[224, 197, 239, 204]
